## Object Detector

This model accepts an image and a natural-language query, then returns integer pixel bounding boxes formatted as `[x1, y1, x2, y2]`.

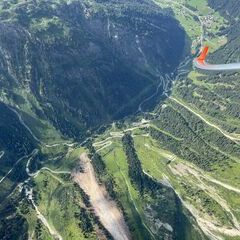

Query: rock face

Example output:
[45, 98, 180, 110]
[0, 0, 188, 138]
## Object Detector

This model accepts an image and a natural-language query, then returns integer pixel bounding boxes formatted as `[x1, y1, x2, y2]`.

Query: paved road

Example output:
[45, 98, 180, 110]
[0, 149, 38, 184]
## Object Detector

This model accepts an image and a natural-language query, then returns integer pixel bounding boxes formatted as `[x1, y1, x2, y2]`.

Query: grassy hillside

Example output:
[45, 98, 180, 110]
[92, 130, 206, 239]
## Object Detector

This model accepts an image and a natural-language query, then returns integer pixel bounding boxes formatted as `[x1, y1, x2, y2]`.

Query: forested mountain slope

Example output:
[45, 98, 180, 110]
[1, 0, 240, 240]
[0, 0, 191, 239]
[92, 0, 240, 239]
[0, 0, 187, 139]
[208, 0, 239, 18]
[208, 0, 240, 63]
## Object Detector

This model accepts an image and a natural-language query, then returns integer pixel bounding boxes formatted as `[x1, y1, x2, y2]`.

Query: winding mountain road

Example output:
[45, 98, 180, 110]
[170, 96, 240, 142]
[0, 149, 38, 184]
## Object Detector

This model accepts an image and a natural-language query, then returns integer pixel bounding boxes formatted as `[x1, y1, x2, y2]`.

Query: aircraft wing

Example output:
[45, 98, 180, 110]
[193, 46, 240, 71]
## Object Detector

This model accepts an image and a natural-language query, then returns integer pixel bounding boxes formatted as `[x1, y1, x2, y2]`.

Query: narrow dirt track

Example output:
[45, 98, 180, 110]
[170, 97, 240, 142]
[73, 153, 131, 240]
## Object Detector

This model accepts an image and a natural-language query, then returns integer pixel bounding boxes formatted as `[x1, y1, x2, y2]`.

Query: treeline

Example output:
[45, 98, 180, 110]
[150, 125, 231, 171]
[0, 103, 36, 168]
[87, 140, 106, 177]
[94, 0, 168, 19]
[122, 133, 163, 193]
[73, 183, 113, 239]
[73, 184, 94, 237]
[208, 0, 240, 20]
[176, 77, 240, 134]
[122, 133, 145, 192]
[0, 195, 28, 240]
[86, 140, 118, 200]
[121, 134, 203, 239]
[74, 207, 94, 237]
[157, 103, 240, 159]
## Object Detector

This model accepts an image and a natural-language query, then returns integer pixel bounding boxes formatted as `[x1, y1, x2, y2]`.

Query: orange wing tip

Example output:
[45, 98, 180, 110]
[197, 46, 209, 63]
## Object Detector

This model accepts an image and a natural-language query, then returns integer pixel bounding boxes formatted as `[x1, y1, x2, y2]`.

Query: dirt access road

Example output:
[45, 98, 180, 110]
[73, 153, 131, 240]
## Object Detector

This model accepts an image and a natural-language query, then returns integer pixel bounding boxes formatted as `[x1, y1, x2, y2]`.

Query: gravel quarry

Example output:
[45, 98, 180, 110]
[73, 153, 131, 240]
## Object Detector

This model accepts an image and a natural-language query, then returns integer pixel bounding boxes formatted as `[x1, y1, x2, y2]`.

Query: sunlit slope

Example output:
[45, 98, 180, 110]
[92, 127, 206, 240]
[92, 108, 240, 239]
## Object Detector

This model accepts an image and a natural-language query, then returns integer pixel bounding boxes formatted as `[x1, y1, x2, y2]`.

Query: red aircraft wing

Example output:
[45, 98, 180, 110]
[197, 46, 209, 64]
